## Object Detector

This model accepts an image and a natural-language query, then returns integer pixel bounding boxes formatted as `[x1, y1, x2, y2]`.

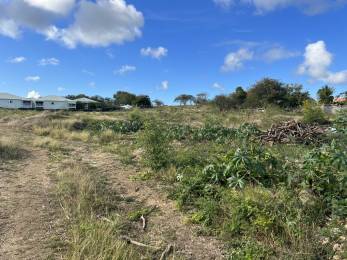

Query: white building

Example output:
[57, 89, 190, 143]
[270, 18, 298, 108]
[0, 92, 33, 109]
[0, 92, 76, 110]
[35, 96, 76, 110]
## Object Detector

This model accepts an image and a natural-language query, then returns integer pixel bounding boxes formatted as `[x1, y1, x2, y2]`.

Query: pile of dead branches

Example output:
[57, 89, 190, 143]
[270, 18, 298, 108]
[261, 120, 326, 144]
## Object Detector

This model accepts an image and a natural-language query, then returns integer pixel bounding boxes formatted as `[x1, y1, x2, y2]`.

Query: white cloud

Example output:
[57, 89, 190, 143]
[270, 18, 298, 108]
[89, 82, 96, 87]
[0, 0, 144, 48]
[7, 56, 26, 63]
[25, 75, 40, 82]
[57, 87, 65, 92]
[298, 40, 347, 85]
[115, 65, 136, 75]
[213, 0, 346, 14]
[141, 47, 168, 60]
[48, 0, 144, 48]
[262, 46, 300, 62]
[0, 19, 20, 39]
[221, 48, 253, 72]
[214, 0, 234, 9]
[160, 80, 169, 90]
[38, 57, 60, 66]
[27, 90, 40, 99]
[23, 0, 75, 15]
[212, 82, 225, 91]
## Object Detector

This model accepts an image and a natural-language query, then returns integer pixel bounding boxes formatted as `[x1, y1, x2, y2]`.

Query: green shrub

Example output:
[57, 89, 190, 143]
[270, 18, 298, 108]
[303, 100, 327, 124]
[140, 119, 173, 170]
[300, 141, 347, 218]
[333, 109, 347, 134]
[202, 145, 282, 188]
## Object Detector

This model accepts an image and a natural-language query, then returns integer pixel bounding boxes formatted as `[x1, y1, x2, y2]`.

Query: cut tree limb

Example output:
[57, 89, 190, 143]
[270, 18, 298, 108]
[120, 235, 160, 250]
[160, 244, 174, 260]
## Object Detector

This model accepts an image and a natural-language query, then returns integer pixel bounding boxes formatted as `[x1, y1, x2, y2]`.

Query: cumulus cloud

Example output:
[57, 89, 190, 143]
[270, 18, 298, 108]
[160, 80, 169, 90]
[213, 0, 346, 14]
[222, 48, 253, 72]
[298, 40, 347, 85]
[7, 56, 26, 63]
[214, 0, 234, 9]
[38, 57, 60, 66]
[0, 19, 20, 38]
[115, 65, 136, 75]
[27, 90, 40, 99]
[0, 0, 144, 48]
[48, 0, 144, 48]
[23, 0, 75, 15]
[141, 47, 168, 59]
[262, 46, 300, 62]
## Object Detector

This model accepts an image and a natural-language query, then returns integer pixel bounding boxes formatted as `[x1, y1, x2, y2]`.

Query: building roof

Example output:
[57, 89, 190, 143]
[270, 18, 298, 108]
[38, 96, 76, 103]
[75, 97, 98, 103]
[0, 92, 23, 100]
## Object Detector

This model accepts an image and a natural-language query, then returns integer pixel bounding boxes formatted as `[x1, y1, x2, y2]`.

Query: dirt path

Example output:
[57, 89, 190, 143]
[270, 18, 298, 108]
[0, 118, 226, 259]
[0, 125, 55, 260]
[69, 145, 226, 259]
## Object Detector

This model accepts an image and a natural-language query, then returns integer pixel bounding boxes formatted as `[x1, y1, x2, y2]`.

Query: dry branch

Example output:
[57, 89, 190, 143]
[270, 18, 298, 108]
[260, 120, 326, 144]
[140, 215, 146, 230]
[120, 235, 160, 250]
[160, 244, 173, 260]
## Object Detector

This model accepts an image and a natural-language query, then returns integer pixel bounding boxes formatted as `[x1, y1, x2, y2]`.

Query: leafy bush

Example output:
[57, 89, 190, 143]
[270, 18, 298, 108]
[202, 146, 282, 188]
[303, 100, 327, 124]
[300, 141, 347, 218]
[333, 110, 347, 134]
[140, 119, 173, 170]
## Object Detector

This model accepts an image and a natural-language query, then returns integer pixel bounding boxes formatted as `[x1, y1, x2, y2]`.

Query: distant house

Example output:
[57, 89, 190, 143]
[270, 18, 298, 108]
[334, 92, 347, 104]
[0, 92, 76, 110]
[35, 96, 76, 110]
[0, 92, 33, 109]
[74, 97, 98, 110]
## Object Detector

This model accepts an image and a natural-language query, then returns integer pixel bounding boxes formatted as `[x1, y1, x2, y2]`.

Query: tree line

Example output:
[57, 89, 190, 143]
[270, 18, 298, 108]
[66, 78, 343, 111]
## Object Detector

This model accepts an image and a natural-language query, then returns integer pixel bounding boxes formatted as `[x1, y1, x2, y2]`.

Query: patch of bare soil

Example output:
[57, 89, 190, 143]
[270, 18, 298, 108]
[0, 126, 56, 260]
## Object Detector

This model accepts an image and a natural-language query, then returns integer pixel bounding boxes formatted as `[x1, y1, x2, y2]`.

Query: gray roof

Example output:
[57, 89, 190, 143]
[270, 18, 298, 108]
[38, 96, 75, 102]
[0, 92, 23, 100]
[75, 97, 98, 103]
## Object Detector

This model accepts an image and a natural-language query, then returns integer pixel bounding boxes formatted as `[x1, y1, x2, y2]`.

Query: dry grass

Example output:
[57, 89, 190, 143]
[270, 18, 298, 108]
[0, 137, 25, 161]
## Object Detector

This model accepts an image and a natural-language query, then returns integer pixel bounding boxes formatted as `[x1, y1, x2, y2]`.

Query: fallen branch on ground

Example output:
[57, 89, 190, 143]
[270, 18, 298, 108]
[120, 235, 160, 250]
[140, 215, 146, 230]
[160, 244, 173, 260]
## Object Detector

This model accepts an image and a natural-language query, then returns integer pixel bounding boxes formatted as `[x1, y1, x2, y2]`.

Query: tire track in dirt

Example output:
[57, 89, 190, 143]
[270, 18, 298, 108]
[70, 145, 226, 260]
[0, 126, 55, 260]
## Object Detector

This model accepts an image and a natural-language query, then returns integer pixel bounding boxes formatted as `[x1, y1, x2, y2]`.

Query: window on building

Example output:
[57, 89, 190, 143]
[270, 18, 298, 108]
[9, 100, 13, 103]
[51, 102, 55, 105]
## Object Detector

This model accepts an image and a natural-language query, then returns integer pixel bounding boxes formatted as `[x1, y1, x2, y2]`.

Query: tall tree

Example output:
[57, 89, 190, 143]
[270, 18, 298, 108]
[174, 94, 195, 106]
[245, 78, 287, 108]
[153, 99, 164, 107]
[196, 93, 208, 105]
[230, 86, 247, 108]
[134, 95, 152, 108]
[113, 91, 137, 105]
[317, 85, 334, 105]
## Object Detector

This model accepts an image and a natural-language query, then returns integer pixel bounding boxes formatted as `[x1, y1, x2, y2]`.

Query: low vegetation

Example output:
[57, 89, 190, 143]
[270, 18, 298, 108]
[24, 102, 347, 259]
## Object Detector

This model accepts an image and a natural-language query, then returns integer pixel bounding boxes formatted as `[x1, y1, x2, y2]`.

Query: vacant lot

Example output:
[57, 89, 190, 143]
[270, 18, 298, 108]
[0, 106, 346, 259]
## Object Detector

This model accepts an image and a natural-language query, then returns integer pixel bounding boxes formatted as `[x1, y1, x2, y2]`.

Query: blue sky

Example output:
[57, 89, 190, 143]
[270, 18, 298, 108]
[0, 0, 346, 104]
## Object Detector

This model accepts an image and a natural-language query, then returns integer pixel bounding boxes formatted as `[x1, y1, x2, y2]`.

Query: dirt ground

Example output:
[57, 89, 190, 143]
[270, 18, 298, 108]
[0, 118, 226, 259]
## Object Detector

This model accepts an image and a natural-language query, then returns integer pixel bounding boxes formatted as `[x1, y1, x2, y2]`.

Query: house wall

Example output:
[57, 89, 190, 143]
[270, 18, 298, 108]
[43, 101, 71, 110]
[0, 99, 23, 109]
